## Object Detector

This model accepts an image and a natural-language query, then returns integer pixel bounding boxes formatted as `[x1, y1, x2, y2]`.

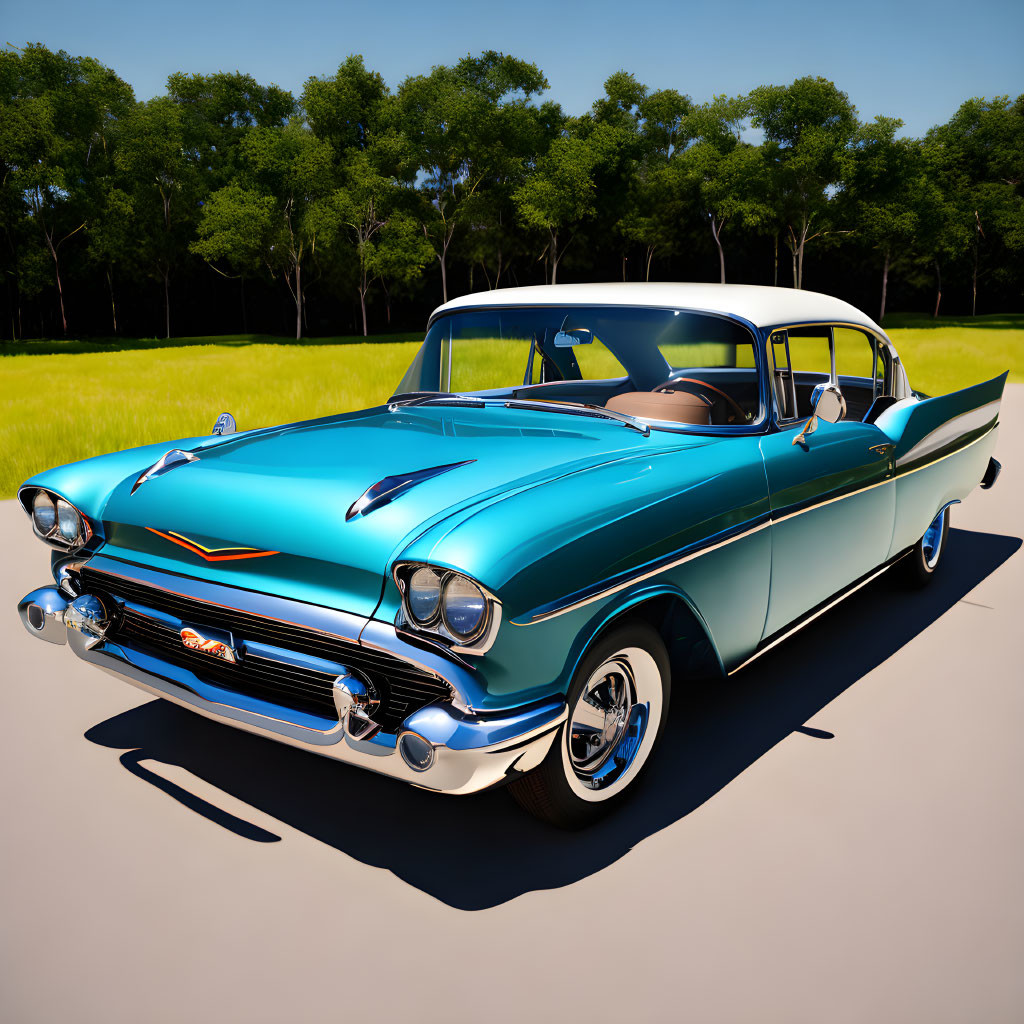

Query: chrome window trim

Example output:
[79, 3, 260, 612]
[762, 320, 898, 427]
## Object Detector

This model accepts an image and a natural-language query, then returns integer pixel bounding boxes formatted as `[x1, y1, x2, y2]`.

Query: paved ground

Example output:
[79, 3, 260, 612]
[2, 387, 1022, 1024]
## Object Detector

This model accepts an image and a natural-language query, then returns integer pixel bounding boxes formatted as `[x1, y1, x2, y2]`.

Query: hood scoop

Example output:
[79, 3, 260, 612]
[346, 461, 475, 521]
[131, 449, 199, 495]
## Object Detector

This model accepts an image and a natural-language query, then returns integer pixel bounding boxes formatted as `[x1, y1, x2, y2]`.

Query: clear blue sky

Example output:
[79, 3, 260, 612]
[4, 0, 1022, 136]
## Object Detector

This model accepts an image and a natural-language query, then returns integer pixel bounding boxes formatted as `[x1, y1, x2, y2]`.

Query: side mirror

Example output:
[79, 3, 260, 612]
[810, 382, 846, 424]
[793, 383, 846, 446]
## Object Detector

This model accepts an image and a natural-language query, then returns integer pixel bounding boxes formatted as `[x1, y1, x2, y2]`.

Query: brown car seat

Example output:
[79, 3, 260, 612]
[605, 390, 711, 425]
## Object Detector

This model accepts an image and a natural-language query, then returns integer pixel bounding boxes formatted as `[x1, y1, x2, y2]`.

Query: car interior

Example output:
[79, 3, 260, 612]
[415, 311, 896, 431]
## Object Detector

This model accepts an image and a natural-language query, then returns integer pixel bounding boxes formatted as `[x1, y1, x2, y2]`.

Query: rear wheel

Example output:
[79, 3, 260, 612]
[509, 622, 670, 829]
[902, 506, 950, 587]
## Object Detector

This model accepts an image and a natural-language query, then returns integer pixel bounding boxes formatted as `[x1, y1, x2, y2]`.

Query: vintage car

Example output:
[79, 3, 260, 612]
[17, 284, 1004, 827]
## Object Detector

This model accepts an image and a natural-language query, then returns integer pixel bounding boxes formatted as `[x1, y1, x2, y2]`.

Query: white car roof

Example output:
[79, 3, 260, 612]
[433, 282, 888, 337]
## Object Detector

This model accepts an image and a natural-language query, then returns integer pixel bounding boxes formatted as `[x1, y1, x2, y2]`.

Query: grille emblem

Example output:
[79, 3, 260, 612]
[180, 625, 239, 663]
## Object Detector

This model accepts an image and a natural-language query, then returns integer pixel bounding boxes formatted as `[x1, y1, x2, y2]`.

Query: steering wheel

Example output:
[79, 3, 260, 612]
[652, 375, 749, 424]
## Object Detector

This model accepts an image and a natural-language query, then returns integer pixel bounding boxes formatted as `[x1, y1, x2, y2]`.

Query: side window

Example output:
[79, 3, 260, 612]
[780, 327, 833, 419]
[832, 327, 876, 382]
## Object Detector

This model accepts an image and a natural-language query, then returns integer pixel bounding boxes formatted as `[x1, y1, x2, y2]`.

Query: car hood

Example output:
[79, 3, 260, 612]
[54, 405, 713, 616]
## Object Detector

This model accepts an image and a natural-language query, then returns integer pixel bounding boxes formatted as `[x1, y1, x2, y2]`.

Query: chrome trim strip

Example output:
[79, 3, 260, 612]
[514, 515, 772, 625]
[515, 418, 997, 629]
[728, 553, 911, 676]
[770, 475, 894, 526]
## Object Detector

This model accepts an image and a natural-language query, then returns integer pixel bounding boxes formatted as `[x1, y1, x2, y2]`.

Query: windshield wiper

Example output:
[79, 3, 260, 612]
[504, 399, 650, 436]
[387, 392, 487, 410]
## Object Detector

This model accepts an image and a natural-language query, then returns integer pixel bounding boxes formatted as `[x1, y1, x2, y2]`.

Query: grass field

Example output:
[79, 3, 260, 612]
[1, 314, 1020, 499]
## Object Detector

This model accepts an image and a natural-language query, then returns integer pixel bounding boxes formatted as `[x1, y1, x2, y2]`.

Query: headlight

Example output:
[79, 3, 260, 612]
[32, 491, 57, 536]
[396, 563, 501, 653]
[56, 499, 83, 545]
[441, 574, 488, 641]
[25, 488, 91, 549]
[407, 566, 442, 625]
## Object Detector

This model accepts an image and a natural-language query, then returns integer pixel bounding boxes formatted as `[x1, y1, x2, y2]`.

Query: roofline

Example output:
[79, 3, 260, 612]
[429, 282, 889, 339]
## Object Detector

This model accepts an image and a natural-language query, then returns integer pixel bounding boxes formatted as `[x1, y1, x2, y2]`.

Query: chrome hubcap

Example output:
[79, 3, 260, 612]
[922, 510, 946, 569]
[563, 647, 663, 801]
[569, 663, 633, 772]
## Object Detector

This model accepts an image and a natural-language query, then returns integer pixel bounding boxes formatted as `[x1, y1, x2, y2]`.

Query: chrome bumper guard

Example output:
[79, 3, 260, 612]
[18, 581, 564, 795]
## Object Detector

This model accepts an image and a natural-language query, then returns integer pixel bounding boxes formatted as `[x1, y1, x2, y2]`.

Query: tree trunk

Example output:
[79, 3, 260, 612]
[709, 214, 726, 284]
[163, 269, 171, 339]
[295, 261, 303, 340]
[106, 267, 118, 335]
[48, 240, 68, 334]
[359, 281, 368, 337]
[439, 251, 448, 303]
[971, 244, 978, 317]
[621, 253, 627, 281]
[879, 249, 890, 323]
[645, 245, 655, 282]
[933, 261, 942, 319]
[550, 229, 559, 285]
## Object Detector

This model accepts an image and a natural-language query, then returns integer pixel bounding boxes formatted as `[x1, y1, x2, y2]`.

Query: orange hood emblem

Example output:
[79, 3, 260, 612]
[146, 528, 278, 562]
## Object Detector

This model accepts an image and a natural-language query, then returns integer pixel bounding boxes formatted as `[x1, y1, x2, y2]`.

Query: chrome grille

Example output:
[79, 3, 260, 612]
[82, 566, 451, 732]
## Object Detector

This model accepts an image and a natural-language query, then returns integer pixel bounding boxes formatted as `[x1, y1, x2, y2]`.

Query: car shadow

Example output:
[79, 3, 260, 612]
[85, 527, 1020, 911]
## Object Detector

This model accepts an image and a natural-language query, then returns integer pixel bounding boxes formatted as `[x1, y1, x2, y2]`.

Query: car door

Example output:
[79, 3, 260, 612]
[759, 326, 895, 639]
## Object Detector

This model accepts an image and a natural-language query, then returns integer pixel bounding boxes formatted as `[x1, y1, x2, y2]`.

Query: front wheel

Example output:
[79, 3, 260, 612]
[509, 621, 670, 829]
[901, 506, 950, 587]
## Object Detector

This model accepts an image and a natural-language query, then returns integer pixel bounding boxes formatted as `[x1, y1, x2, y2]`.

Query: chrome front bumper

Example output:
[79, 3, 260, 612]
[18, 579, 564, 795]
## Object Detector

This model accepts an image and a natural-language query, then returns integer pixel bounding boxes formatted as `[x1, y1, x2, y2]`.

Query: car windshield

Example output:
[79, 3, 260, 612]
[394, 305, 763, 431]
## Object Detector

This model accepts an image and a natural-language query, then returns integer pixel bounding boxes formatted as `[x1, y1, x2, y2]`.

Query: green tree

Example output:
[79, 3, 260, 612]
[925, 95, 1024, 314]
[392, 51, 548, 301]
[0, 44, 133, 333]
[114, 96, 202, 338]
[302, 56, 387, 155]
[749, 77, 858, 288]
[334, 150, 431, 335]
[513, 124, 612, 284]
[669, 96, 771, 283]
[840, 117, 923, 320]
[194, 121, 338, 338]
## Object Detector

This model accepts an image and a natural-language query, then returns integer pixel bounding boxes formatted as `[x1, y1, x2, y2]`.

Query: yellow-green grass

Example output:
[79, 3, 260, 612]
[884, 314, 1022, 396]
[0, 336, 423, 498]
[1, 315, 1021, 499]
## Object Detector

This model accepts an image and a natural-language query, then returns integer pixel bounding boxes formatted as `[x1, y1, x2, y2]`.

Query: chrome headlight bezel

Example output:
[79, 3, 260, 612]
[18, 487, 94, 551]
[393, 562, 502, 655]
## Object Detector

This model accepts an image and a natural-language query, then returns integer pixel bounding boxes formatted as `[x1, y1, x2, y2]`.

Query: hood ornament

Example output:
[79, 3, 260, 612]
[212, 412, 237, 435]
[131, 449, 199, 495]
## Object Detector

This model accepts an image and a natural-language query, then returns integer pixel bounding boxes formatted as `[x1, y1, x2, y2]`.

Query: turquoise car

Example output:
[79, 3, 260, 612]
[17, 284, 1004, 827]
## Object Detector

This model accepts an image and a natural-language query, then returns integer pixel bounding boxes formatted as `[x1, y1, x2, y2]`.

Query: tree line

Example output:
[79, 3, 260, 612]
[2, 43, 1022, 341]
